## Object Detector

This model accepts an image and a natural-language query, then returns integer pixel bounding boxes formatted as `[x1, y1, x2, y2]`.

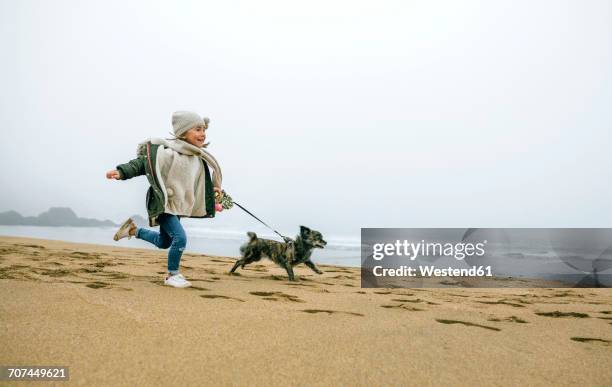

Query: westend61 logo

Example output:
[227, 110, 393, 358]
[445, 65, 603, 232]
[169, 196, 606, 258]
[372, 240, 487, 261]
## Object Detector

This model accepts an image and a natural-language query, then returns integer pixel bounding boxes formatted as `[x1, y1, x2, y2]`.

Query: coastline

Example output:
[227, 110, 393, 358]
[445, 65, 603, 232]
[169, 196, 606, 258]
[1, 236, 611, 386]
[0, 226, 361, 267]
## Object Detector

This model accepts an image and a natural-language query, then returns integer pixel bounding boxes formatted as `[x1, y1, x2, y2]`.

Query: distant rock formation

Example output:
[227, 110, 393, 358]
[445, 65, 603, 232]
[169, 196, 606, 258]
[0, 207, 119, 227]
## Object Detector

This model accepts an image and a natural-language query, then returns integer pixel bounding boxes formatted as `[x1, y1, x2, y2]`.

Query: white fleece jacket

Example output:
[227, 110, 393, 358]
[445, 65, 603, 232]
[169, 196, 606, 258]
[137, 138, 222, 217]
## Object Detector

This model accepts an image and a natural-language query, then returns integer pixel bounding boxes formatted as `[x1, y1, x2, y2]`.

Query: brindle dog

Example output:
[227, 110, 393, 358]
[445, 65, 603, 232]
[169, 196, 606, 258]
[229, 226, 327, 281]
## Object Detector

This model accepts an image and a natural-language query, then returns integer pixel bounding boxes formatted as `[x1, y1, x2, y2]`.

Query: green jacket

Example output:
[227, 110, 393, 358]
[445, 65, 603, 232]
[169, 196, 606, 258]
[116, 142, 216, 226]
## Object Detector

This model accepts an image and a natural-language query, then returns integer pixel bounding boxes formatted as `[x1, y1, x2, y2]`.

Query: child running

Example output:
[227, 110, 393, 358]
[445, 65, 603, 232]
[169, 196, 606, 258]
[106, 111, 223, 288]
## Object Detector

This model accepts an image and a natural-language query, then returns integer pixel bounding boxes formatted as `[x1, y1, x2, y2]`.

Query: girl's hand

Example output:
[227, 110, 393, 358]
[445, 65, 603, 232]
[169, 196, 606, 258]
[106, 170, 121, 180]
[213, 187, 223, 212]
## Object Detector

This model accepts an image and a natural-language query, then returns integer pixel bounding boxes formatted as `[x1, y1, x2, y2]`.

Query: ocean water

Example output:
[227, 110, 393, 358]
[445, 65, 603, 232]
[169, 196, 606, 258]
[0, 225, 361, 267]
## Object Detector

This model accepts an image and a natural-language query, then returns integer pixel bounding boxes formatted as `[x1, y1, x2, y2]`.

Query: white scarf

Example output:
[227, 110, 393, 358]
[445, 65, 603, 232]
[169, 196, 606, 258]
[137, 138, 222, 216]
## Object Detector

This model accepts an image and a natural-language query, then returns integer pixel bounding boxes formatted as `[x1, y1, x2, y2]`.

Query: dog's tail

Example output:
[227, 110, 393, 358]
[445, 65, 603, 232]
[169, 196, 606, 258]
[240, 232, 258, 254]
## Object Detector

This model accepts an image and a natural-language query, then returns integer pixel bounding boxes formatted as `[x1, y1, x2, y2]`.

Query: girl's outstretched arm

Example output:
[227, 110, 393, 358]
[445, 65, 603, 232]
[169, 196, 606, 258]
[113, 156, 146, 180]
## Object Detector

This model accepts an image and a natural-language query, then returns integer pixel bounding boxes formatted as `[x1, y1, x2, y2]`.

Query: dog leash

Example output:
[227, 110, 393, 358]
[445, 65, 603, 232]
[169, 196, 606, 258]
[231, 201, 291, 241]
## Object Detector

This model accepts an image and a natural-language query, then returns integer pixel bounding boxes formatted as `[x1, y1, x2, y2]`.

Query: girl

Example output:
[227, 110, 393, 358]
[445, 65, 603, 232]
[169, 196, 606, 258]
[106, 111, 223, 288]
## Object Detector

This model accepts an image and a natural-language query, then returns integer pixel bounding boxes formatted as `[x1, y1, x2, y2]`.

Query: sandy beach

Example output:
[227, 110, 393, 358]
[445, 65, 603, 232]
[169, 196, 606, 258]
[1, 235, 611, 386]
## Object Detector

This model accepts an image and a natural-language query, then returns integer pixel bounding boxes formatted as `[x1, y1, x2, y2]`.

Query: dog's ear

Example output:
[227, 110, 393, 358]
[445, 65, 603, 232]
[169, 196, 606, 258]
[300, 225, 311, 235]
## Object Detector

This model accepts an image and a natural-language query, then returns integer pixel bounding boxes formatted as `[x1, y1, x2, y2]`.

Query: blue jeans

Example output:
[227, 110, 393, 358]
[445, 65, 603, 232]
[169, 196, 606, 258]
[136, 213, 186, 274]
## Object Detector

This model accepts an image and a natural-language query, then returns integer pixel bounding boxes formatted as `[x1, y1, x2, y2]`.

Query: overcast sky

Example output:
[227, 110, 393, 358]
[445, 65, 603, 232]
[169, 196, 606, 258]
[1, 0, 610, 239]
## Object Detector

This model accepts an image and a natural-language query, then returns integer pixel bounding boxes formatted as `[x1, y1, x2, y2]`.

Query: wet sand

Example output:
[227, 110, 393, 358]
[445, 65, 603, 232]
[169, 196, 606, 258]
[1, 236, 611, 386]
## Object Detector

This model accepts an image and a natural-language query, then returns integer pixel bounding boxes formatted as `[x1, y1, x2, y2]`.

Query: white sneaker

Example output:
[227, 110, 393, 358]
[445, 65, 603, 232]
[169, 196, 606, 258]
[113, 218, 136, 241]
[164, 273, 192, 288]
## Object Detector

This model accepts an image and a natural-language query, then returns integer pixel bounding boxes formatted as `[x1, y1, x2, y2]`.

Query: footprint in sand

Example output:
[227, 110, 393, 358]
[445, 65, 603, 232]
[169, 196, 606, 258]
[188, 286, 209, 291]
[477, 299, 527, 308]
[200, 294, 244, 302]
[391, 298, 439, 305]
[95, 272, 129, 280]
[323, 269, 354, 274]
[380, 304, 425, 312]
[301, 309, 364, 317]
[253, 274, 313, 285]
[36, 268, 72, 277]
[549, 291, 584, 298]
[250, 291, 305, 303]
[18, 244, 46, 249]
[0, 267, 18, 279]
[86, 281, 111, 289]
[570, 337, 610, 346]
[488, 316, 528, 323]
[535, 311, 589, 318]
[435, 319, 501, 331]
[79, 267, 102, 274]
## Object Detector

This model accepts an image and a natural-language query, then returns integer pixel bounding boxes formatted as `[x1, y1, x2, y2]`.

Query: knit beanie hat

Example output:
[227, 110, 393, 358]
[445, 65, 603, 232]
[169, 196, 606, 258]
[171, 111, 210, 138]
